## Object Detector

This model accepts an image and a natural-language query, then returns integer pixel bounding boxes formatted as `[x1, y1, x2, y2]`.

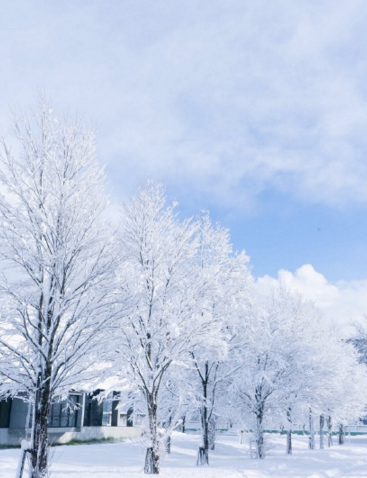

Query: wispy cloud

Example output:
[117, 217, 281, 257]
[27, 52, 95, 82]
[1, 1, 367, 209]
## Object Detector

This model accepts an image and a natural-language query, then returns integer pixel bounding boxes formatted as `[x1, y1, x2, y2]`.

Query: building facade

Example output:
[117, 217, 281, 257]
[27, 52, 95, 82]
[0, 392, 141, 446]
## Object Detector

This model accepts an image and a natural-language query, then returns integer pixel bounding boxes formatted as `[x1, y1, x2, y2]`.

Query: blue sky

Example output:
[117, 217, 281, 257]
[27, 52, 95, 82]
[2, 0, 367, 325]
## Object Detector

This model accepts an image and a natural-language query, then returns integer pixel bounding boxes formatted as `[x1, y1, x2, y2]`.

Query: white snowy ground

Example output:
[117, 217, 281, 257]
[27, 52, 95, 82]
[2, 432, 367, 478]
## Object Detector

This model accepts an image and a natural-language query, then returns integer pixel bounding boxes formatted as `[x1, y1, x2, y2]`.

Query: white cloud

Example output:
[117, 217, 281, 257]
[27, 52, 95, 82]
[1, 1, 367, 209]
[257, 264, 367, 332]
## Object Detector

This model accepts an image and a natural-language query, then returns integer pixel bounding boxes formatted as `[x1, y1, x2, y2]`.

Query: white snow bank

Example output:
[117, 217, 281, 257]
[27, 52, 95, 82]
[2, 432, 367, 478]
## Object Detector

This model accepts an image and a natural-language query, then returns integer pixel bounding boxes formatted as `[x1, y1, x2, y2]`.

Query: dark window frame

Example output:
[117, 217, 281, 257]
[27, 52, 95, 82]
[48, 394, 82, 428]
[0, 398, 12, 428]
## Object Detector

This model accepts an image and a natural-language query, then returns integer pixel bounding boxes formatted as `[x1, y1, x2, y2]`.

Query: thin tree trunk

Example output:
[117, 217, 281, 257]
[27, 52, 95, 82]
[198, 403, 209, 465]
[198, 361, 209, 466]
[255, 406, 265, 459]
[29, 381, 51, 478]
[145, 446, 159, 473]
[165, 436, 171, 455]
[165, 414, 172, 454]
[286, 408, 292, 455]
[197, 447, 209, 466]
[338, 424, 345, 445]
[327, 416, 333, 447]
[319, 415, 325, 449]
[202, 404, 209, 453]
[145, 395, 160, 474]
[144, 448, 156, 474]
[209, 416, 216, 451]
[286, 429, 292, 455]
[309, 408, 315, 450]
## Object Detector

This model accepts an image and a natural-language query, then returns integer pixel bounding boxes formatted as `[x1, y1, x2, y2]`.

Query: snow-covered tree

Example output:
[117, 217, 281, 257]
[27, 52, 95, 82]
[231, 287, 320, 459]
[315, 333, 367, 449]
[115, 183, 207, 474]
[186, 214, 252, 465]
[0, 104, 116, 478]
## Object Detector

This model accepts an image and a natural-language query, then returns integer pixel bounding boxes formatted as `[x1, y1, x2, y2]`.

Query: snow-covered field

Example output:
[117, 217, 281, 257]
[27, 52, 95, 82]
[2, 432, 367, 478]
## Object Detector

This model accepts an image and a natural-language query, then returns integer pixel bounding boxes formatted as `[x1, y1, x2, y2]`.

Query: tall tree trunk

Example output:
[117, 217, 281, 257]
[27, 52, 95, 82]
[319, 415, 325, 449]
[198, 362, 209, 466]
[327, 416, 333, 447]
[309, 408, 315, 450]
[338, 424, 345, 445]
[255, 405, 265, 459]
[286, 408, 292, 455]
[202, 404, 209, 453]
[197, 447, 209, 466]
[198, 403, 209, 465]
[286, 429, 292, 455]
[29, 382, 51, 478]
[145, 395, 160, 474]
[165, 414, 172, 454]
[209, 416, 216, 451]
[165, 436, 171, 455]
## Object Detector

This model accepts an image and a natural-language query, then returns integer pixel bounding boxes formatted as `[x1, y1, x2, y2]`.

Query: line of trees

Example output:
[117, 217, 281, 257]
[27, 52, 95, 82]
[0, 104, 366, 477]
[113, 183, 367, 470]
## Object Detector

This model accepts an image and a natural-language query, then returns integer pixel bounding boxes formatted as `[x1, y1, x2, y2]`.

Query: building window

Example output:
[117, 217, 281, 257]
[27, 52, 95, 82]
[48, 394, 81, 428]
[83, 391, 104, 427]
[102, 397, 112, 426]
[0, 399, 12, 428]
